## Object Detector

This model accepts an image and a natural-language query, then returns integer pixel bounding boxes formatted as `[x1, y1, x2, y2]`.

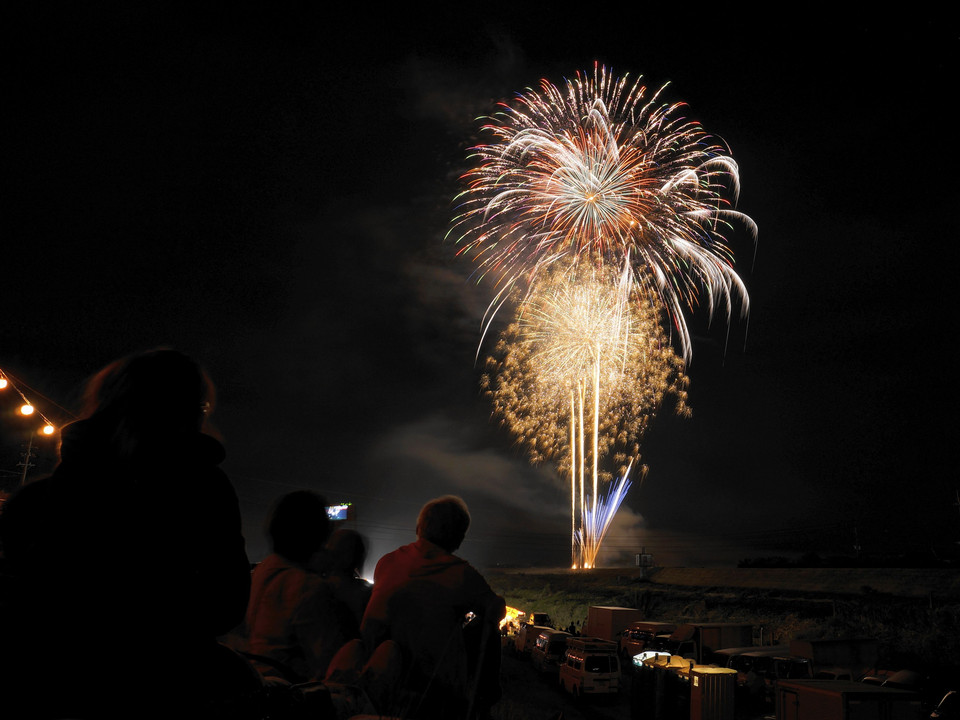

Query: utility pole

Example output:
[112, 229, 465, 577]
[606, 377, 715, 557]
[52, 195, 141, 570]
[955, 489, 960, 537]
[17, 435, 37, 486]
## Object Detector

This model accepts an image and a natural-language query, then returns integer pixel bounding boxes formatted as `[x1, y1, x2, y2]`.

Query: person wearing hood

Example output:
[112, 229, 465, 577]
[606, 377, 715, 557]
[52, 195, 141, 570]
[359, 495, 506, 719]
[0, 348, 255, 718]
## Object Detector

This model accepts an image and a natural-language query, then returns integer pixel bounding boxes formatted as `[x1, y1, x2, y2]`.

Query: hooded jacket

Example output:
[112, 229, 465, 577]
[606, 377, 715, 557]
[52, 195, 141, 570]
[360, 537, 505, 702]
[0, 418, 251, 717]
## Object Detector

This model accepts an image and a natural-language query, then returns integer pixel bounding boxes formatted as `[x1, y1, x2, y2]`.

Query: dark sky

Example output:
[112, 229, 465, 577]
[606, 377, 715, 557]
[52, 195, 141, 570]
[2, 9, 956, 572]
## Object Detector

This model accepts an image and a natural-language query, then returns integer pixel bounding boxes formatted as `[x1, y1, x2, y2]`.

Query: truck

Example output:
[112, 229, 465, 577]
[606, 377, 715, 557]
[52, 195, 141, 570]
[515, 624, 552, 656]
[775, 679, 920, 719]
[663, 622, 755, 665]
[582, 606, 645, 642]
[619, 620, 677, 659]
[527, 612, 552, 627]
[788, 638, 879, 681]
[712, 645, 789, 677]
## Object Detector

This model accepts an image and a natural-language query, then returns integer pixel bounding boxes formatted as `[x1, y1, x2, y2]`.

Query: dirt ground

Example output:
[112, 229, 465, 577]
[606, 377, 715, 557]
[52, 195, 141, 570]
[493, 649, 632, 720]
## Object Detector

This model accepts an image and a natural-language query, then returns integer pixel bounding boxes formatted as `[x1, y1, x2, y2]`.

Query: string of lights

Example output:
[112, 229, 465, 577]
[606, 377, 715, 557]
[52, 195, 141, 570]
[0, 368, 59, 436]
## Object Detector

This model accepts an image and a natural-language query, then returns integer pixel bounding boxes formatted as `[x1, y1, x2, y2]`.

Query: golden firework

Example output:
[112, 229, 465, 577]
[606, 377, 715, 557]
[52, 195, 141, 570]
[483, 261, 689, 567]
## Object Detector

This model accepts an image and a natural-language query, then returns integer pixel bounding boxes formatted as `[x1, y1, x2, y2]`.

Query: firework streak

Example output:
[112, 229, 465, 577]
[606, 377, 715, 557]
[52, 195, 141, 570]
[481, 263, 689, 567]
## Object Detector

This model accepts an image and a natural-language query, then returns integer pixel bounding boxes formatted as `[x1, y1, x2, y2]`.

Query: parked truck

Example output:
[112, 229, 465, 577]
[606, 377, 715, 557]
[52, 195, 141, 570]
[619, 620, 677, 659]
[663, 622, 755, 665]
[582, 606, 645, 642]
[788, 638, 879, 681]
[515, 624, 552, 656]
[775, 679, 920, 719]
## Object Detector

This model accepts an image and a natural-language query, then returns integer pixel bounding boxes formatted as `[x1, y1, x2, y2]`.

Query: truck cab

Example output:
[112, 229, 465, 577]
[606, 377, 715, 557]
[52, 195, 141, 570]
[515, 624, 552, 657]
[529, 612, 552, 627]
[619, 621, 676, 660]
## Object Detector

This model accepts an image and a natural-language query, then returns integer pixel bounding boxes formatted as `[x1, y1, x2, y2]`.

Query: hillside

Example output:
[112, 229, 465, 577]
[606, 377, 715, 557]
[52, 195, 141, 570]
[484, 566, 960, 680]
[625, 566, 959, 598]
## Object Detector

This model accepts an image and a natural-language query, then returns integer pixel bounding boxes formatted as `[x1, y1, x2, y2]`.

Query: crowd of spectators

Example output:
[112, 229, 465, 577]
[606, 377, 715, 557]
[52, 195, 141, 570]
[0, 349, 505, 719]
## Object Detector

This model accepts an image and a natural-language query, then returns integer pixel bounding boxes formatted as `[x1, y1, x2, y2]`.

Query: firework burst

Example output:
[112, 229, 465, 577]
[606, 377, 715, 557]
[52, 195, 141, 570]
[451, 64, 755, 360]
[482, 262, 689, 567]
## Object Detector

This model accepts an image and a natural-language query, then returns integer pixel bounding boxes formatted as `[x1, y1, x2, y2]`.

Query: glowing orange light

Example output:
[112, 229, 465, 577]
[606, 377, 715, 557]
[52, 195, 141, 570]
[500, 606, 525, 630]
[0, 378, 8, 389]
[42, 424, 55, 435]
[20, 403, 35, 416]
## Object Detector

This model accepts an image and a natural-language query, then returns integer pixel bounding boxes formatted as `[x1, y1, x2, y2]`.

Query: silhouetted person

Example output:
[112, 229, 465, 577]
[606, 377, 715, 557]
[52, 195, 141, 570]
[0, 349, 255, 718]
[316, 528, 372, 628]
[360, 495, 506, 719]
[242, 490, 357, 684]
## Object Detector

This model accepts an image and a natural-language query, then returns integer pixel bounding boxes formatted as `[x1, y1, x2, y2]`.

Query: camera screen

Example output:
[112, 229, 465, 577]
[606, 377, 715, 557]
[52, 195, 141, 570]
[326, 503, 350, 521]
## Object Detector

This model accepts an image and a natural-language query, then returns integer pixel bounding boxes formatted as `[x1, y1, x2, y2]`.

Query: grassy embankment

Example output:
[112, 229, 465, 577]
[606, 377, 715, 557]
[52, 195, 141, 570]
[486, 566, 960, 678]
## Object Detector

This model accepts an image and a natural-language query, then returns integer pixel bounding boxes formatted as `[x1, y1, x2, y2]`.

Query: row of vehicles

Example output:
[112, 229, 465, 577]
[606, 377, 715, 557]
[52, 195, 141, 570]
[512, 622, 622, 697]
[510, 613, 762, 700]
[625, 626, 950, 719]
[509, 608, 956, 718]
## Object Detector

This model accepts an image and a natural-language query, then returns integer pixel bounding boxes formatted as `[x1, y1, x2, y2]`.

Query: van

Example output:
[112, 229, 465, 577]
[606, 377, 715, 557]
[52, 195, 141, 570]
[558, 637, 621, 697]
[530, 629, 571, 673]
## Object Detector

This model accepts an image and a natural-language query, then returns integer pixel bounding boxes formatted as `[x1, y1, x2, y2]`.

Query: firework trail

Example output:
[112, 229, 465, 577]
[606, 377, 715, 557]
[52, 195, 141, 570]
[482, 262, 689, 567]
[451, 63, 755, 360]
[578, 463, 633, 569]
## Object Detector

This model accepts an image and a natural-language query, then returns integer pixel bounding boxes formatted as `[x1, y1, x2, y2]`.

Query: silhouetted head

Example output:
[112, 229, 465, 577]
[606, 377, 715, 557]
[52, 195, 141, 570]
[83, 348, 214, 433]
[416, 495, 470, 553]
[66, 348, 215, 461]
[325, 528, 367, 577]
[268, 490, 331, 566]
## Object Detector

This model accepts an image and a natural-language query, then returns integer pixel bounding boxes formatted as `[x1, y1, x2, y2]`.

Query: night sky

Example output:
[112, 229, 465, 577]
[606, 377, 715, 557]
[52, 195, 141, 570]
[2, 9, 956, 572]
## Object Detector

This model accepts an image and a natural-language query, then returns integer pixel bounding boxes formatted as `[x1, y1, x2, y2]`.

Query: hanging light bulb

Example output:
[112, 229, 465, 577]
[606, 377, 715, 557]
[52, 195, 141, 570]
[20, 403, 35, 416]
[0, 377, 8, 389]
[42, 424, 55, 435]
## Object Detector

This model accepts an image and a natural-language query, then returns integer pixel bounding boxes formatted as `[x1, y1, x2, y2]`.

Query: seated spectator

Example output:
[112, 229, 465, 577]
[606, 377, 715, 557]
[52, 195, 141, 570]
[360, 495, 506, 719]
[315, 528, 372, 627]
[242, 490, 357, 684]
[0, 348, 256, 718]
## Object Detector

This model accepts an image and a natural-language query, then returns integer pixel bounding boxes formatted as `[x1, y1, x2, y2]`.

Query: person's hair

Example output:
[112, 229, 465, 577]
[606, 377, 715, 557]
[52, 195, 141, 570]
[83, 348, 214, 432]
[416, 495, 470, 553]
[72, 348, 215, 459]
[268, 490, 331, 565]
[325, 528, 367, 576]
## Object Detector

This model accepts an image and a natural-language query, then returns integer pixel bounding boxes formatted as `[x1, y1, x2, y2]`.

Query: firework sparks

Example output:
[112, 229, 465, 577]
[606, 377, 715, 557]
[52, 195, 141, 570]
[451, 63, 755, 360]
[578, 464, 633, 570]
[482, 262, 689, 567]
